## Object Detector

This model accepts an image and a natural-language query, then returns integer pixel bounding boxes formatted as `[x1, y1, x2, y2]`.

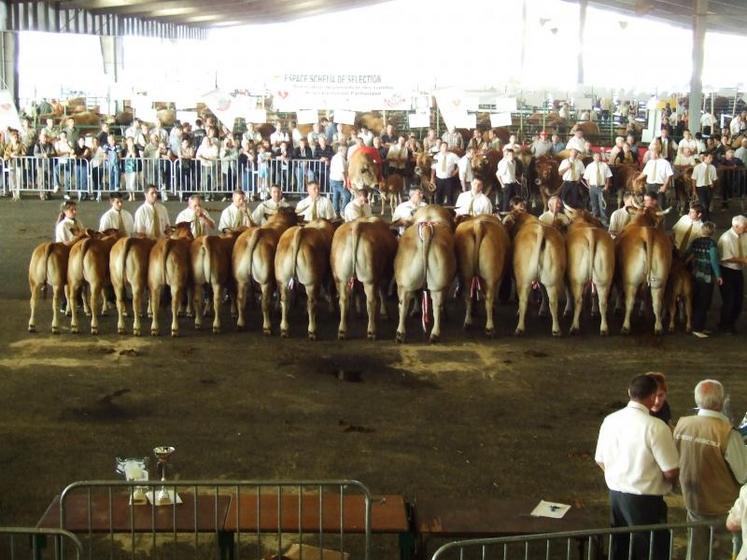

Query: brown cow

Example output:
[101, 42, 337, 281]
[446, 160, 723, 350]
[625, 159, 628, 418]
[454, 215, 510, 336]
[672, 166, 695, 214]
[330, 218, 397, 340]
[534, 155, 562, 209]
[379, 174, 405, 216]
[615, 207, 672, 335]
[67, 229, 123, 334]
[665, 257, 694, 333]
[148, 223, 194, 337]
[394, 205, 456, 343]
[413, 152, 435, 201]
[190, 230, 243, 333]
[564, 208, 616, 335]
[512, 212, 567, 336]
[471, 149, 501, 199]
[348, 149, 381, 190]
[232, 209, 297, 334]
[28, 232, 88, 334]
[109, 236, 156, 336]
[275, 220, 335, 339]
[610, 163, 642, 206]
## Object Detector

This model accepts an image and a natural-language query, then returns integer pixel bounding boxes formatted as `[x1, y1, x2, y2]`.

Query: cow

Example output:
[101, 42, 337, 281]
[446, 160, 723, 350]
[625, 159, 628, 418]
[67, 229, 124, 335]
[533, 156, 562, 210]
[348, 148, 381, 190]
[394, 205, 456, 343]
[27, 232, 88, 334]
[615, 207, 672, 335]
[672, 166, 695, 215]
[414, 152, 435, 201]
[471, 149, 501, 201]
[190, 230, 243, 334]
[454, 215, 511, 336]
[109, 236, 156, 336]
[512, 212, 567, 336]
[610, 163, 642, 207]
[564, 208, 616, 335]
[275, 219, 335, 340]
[379, 174, 405, 216]
[665, 257, 694, 333]
[330, 217, 397, 340]
[148, 223, 194, 337]
[232, 209, 297, 334]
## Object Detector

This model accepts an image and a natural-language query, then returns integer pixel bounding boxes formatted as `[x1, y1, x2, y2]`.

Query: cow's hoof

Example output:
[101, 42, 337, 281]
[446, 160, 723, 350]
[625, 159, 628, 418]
[654, 328, 663, 336]
[668, 326, 675, 334]
[151, 329, 159, 337]
[123, 311, 129, 318]
[308, 332, 317, 341]
[235, 323, 245, 332]
[600, 328, 609, 336]
[620, 327, 630, 335]
[280, 330, 289, 338]
[65, 310, 72, 318]
[485, 328, 495, 338]
[84, 310, 92, 318]
[590, 310, 599, 318]
[685, 327, 692, 334]
[133, 328, 141, 337]
[514, 328, 524, 336]
[429, 333, 440, 344]
[51, 327, 60, 335]
[552, 329, 562, 337]
[194, 323, 201, 331]
[171, 329, 179, 337]
[463, 322, 472, 331]
[70, 326, 79, 334]
[338, 331, 346, 341]
[117, 327, 126, 335]
[212, 326, 220, 334]
[27, 325, 36, 334]
[146, 312, 152, 319]
[569, 326, 579, 336]
[263, 328, 272, 336]
[563, 309, 572, 318]
[395, 331, 405, 344]
[367, 331, 376, 341]
[538, 309, 549, 318]
[90, 327, 98, 335]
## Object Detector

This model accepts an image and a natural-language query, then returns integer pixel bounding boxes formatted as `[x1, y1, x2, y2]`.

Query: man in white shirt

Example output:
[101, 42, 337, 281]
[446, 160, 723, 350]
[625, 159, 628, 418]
[99, 192, 134, 235]
[539, 195, 570, 229]
[218, 189, 252, 232]
[329, 144, 348, 215]
[343, 186, 373, 222]
[392, 187, 427, 233]
[558, 149, 586, 209]
[583, 151, 612, 227]
[672, 203, 704, 255]
[658, 128, 677, 162]
[530, 130, 552, 158]
[386, 136, 409, 178]
[678, 129, 698, 157]
[730, 114, 744, 137]
[717, 214, 747, 334]
[691, 153, 718, 221]
[441, 125, 463, 151]
[496, 148, 521, 212]
[431, 142, 460, 206]
[565, 129, 587, 154]
[700, 112, 717, 135]
[595, 374, 679, 560]
[295, 181, 336, 222]
[609, 192, 634, 238]
[637, 149, 673, 210]
[674, 147, 696, 167]
[134, 185, 171, 239]
[175, 194, 215, 238]
[251, 184, 290, 226]
[454, 178, 492, 217]
[457, 147, 475, 193]
[269, 122, 289, 146]
[358, 126, 374, 147]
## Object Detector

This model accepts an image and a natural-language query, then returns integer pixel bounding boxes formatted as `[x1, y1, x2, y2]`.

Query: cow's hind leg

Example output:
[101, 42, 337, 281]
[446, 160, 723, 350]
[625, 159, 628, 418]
[515, 283, 530, 336]
[463, 278, 474, 331]
[51, 285, 65, 335]
[337, 280, 349, 340]
[621, 284, 636, 335]
[546, 284, 563, 336]
[170, 286, 183, 337]
[114, 282, 127, 334]
[132, 285, 144, 336]
[279, 284, 291, 338]
[69, 282, 81, 334]
[429, 289, 445, 343]
[192, 284, 204, 330]
[89, 282, 101, 335]
[651, 286, 666, 336]
[306, 284, 319, 341]
[569, 281, 584, 335]
[235, 280, 248, 331]
[150, 285, 162, 336]
[597, 284, 611, 336]
[364, 282, 378, 340]
[28, 281, 41, 333]
[395, 287, 414, 343]
[483, 281, 497, 337]
[211, 282, 222, 334]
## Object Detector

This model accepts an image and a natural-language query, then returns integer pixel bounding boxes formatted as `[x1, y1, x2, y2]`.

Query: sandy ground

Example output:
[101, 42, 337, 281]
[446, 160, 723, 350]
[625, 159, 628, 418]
[0, 197, 745, 558]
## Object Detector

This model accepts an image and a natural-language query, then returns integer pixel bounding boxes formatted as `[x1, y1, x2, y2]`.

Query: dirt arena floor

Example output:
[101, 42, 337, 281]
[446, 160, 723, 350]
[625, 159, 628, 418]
[0, 197, 745, 557]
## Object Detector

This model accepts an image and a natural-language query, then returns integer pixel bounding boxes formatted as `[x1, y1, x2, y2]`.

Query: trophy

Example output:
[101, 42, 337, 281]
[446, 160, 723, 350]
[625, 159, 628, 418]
[115, 457, 149, 505]
[153, 446, 176, 506]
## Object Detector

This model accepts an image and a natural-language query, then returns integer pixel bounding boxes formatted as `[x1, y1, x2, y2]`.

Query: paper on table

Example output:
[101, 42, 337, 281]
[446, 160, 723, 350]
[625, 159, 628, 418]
[530, 500, 571, 519]
[130, 489, 184, 506]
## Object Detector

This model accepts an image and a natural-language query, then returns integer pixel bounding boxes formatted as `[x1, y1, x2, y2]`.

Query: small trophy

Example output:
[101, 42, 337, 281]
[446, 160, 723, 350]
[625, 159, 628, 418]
[115, 457, 149, 505]
[153, 446, 176, 506]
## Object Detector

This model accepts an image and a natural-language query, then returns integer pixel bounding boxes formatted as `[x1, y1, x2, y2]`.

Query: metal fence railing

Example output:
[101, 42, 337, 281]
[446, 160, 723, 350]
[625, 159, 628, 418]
[430, 520, 729, 560]
[44, 479, 372, 560]
[0, 526, 83, 559]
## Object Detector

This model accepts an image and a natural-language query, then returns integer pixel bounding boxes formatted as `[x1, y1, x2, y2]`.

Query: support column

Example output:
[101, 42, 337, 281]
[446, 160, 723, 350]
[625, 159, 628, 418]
[0, 31, 19, 107]
[577, 0, 587, 85]
[100, 35, 124, 114]
[688, 0, 707, 133]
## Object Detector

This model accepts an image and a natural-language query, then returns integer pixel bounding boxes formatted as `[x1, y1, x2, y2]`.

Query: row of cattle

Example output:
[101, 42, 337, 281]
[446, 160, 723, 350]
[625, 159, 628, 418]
[27, 203, 686, 341]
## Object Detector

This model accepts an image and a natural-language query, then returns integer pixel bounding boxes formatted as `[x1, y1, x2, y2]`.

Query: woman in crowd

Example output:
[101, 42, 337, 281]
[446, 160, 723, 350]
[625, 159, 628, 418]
[684, 222, 723, 338]
[72, 136, 91, 201]
[647, 372, 673, 428]
[122, 136, 140, 201]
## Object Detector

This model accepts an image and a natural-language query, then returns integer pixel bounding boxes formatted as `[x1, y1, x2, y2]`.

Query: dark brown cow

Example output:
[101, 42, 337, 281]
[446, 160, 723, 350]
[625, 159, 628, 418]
[672, 166, 695, 214]
[109, 236, 156, 336]
[610, 163, 642, 207]
[471, 149, 501, 199]
[533, 155, 562, 209]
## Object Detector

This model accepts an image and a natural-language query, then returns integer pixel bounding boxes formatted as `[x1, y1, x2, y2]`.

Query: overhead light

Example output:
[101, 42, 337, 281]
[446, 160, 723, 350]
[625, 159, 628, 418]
[153, 7, 197, 17]
[183, 14, 222, 23]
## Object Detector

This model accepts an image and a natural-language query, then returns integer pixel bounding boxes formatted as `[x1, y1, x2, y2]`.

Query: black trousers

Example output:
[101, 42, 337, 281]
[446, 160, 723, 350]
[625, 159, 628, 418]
[646, 184, 667, 210]
[609, 490, 669, 560]
[692, 278, 715, 332]
[435, 176, 457, 206]
[695, 187, 712, 221]
[501, 182, 521, 211]
[719, 267, 744, 332]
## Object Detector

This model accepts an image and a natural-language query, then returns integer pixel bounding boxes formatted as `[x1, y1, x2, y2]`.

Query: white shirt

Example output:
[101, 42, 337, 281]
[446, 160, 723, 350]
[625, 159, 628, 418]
[330, 153, 346, 181]
[565, 136, 587, 153]
[701, 113, 717, 127]
[457, 155, 473, 183]
[218, 204, 252, 231]
[250, 198, 290, 226]
[559, 158, 585, 182]
[133, 202, 171, 239]
[672, 215, 703, 251]
[175, 208, 214, 237]
[496, 158, 518, 184]
[718, 228, 746, 271]
[432, 152, 460, 179]
[728, 485, 747, 560]
[99, 207, 134, 236]
[346, 144, 360, 160]
[343, 201, 373, 222]
[583, 161, 612, 187]
[269, 130, 289, 145]
[386, 145, 408, 170]
[641, 158, 674, 184]
[692, 162, 718, 187]
[55, 216, 82, 243]
[678, 137, 698, 155]
[608, 207, 632, 238]
[358, 130, 374, 146]
[454, 191, 492, 216]
[539, 211, 570, 228]
[392, 200, 427, 223]
[595, 401, 679, 496]
[295, 195, 336, 222]
[674, 154, 697, 167]
[731, 117, 743, 136]
[531, 139, 552, 157]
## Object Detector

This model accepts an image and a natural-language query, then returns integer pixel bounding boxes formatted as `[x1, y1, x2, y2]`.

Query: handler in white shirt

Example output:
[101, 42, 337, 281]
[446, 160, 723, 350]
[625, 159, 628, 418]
[608, 192, 634, 238]
[691, 153, 718, 221]
[583, 152, 612, 226]
[539, 195, 571, 229]
[251, 185, 290, 226]
[134, 186, 171, 239]
[175, 194, 215, 238]
[218, 190, 252, 232]
[457, 147, 475, 193]
[637, 150, 673, 210]
[392, 187, 427, 233]
[343, 186, 373, 222]
[496, 148, 521, 212]
[672, 204, 704, 254]
[455, 178, 492, 217]
[98, 192, 134, 235]
[295, 181, 336, 222]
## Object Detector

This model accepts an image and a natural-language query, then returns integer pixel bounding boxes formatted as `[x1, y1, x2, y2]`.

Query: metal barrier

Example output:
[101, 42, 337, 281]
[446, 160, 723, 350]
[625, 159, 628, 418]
[717, 166, 747, 210]
[55, 479, 372, 560]
[0, 527, 83, 559]
[430, 520, 727, 560]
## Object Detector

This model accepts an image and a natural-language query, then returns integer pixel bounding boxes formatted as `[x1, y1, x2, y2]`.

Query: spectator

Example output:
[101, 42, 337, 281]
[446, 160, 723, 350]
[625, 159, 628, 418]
[550, 133, 565, 155]
[558, 148, 586, 209]
[595, 374, 679, 560]
[122, 137, 140, 202]
[72, 136, 91, 201]
[565, 129, 586, 153]
[293, 138, 314, 192]
[608, 191, 634, 238]
[196, 137, 220, 201]
[530, 130, 552, 158]
[637, 149, 673, 210]
[314, 136, 334, 189]
[358, 125, 374, 146]
[98, 191, 134, 235]
[34, 131, 56, 199]
[306, 122, 324, 146]
[220, 136, 239, 193]
[685, 221, 722, 337]
[647, 372, 672, 428]
[719, 149, 744, 209]
[735, 138, 747, 165]
[255, 144, 271, 198]
[329, 144, 348, 216]
[674, 147, 697, 167]
[386, 136, 409, 179]
[269, 121, 289, 146]
[90, 137, 105, 200]
[678, 129, 698, 157]
[53, 131, 73, 198]
[717, 214, 747, 335]
[674, 379, 747, 559]
[700, 111, 717, 136]
[538, 195, 570, 229]
[441, 125, 463, 151]
[626, 134, 639, 160]
[457, 146, 474, 193]
[658, 128, 677, 162]
[380, 124, 396, 146]
[727, 487, 747, 560]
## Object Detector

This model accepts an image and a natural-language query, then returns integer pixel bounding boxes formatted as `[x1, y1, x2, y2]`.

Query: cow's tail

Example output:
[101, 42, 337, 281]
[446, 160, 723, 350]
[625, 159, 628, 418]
[246, 228, 262, 280]
[289, 227, 304, 288]
[587, 228, 597, 286]
[119, 237, 134, 285]
[530, 224, 545, 284]
[350, 221, 362, 281]
[470, 219, 486, 298]
[201, 237, 212, 285]
[161, 240, 173, 285]
[32, 243, 55, 286]
[643, 227, 654, 286]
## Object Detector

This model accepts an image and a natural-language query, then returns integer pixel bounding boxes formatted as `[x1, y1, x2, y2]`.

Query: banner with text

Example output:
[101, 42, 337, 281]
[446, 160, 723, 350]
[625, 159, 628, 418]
[270, 72, 412, 112]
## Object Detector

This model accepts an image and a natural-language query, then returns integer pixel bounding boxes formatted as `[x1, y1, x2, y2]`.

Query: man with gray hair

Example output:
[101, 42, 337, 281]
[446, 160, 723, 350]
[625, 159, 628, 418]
[717, 215, 747, 334]
[674, 379, 747, 560]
